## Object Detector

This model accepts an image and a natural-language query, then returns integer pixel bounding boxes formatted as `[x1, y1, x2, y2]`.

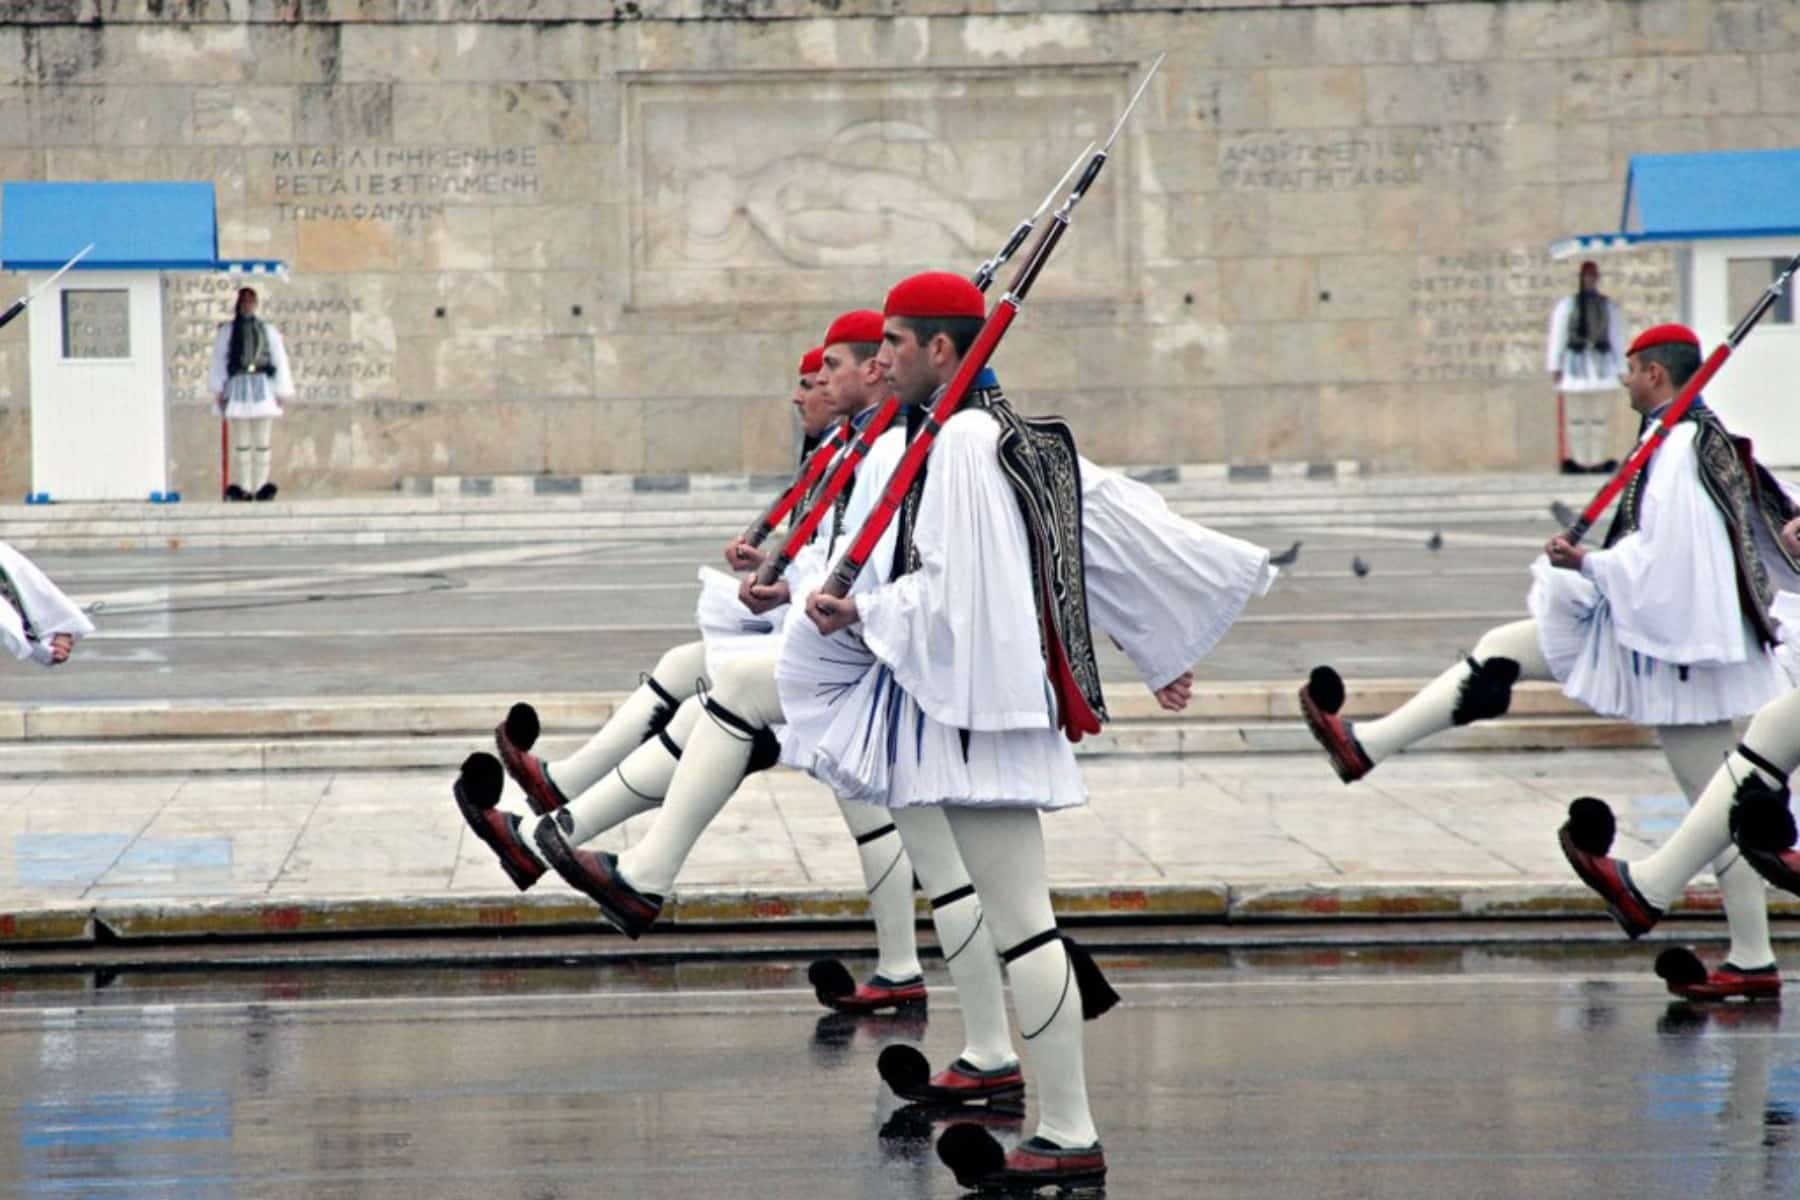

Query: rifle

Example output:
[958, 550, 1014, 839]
[749, 140, 1095, 588]
[819, 55, 1163, 601]
[741, 423, 850, 547]
[0, 244, 94, 332]
[1564, 249, 1800, 544]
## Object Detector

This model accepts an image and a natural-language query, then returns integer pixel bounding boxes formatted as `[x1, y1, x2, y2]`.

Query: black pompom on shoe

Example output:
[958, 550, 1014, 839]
[504, 702, 541, 755]
[1564, 796, 1617, 856]
[254, 482, 278, 501]
[456, 752, 505, 810]
[807, 958, 855, 1005]
[1655, 947, 1708, 991]
[1306, 666, 1346, 715]
[877, 1044, 930, 1095]
[937, 1123, 1006, 1188]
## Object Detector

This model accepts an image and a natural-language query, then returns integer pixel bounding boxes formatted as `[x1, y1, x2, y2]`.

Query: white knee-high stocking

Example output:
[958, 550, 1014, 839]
[548, 641, 709, 800]
[945, 806, 1096, 1150]
[837, 799, 921, 982]
[559, 699, 702, 845]
[1355, 620, 1550, 763]
[891, 806, 1014, 1071]
[1631, 711, 1800, 970]
[615, 655, 782, 896]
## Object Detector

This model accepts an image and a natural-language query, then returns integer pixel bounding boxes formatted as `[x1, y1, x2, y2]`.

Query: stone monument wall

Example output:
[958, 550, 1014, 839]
[1, 0, 1796, 494]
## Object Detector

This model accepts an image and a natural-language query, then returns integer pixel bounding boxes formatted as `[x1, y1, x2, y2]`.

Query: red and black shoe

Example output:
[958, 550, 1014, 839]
[451, 752, 545, 891]
[1655, 947, 1782, 1002]
[808, 958, 927, 1013]
[1298, 666, 1373, 784]
[939, 1125, 1106, 1193]
[1558, 796, 1662, 938]
[879, 1045, 1024, 1105]
[533, 816, 662, 938]
[494, 702, 569, 816]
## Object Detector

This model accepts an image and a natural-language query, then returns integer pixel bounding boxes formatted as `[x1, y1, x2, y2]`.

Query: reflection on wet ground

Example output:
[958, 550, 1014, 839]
[0, 945, 1797, 1198]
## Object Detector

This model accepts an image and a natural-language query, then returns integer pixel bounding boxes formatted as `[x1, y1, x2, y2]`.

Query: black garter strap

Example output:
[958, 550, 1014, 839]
[701, 693, 782, 774]
[703, 695, 758, 740]
[656, 726, 683, 760]
[930, 884, 976, 910]
[854, 823, 898, 847]
[1739, 743, 1789, 782]
[643, 674, 682, 738]
[1000, 928, 1060, 964]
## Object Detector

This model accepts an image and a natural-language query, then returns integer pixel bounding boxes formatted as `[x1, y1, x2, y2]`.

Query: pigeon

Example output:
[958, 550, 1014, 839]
[1351, 555, 1370, 578]
[1426, 531, 1443, 552]
[1550, 500, 1577, 527]
[1269, 540, 1302, 567]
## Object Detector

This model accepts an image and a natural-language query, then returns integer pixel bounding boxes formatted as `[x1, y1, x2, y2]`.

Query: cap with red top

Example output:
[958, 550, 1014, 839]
[799, 346, 824, 376]
[823, 309, 884, 348]
[1579, 260, 1599, 274]
[883, 271, 986, 321]
[1626, 324, 1701, 357]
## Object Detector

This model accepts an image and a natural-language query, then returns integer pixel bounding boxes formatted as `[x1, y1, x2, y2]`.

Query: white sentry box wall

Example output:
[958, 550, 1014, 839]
[26, 269, 169, 501]
[1682, 238, 1800, 468]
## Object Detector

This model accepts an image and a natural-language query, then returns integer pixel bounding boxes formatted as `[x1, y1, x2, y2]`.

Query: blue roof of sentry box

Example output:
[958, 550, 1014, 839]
[1551, 149, 1800, 260]
[0, 181, 286, 275]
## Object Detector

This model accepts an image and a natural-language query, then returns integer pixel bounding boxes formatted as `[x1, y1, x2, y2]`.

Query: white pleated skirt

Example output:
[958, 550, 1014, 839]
[1528, 557, 1788, 725]
[221, 373, 283, 420]
[803, 657, 1086, 812]
[693, 566, 785, 683]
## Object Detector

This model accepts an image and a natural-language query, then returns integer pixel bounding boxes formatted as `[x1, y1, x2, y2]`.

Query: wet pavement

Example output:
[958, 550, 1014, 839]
[0, 946, 1795, 1198]
[5, 520, 1551, 703]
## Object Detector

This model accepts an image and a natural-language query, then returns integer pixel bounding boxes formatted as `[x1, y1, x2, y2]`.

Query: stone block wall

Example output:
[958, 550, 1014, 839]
[0, 0, 1795, 495]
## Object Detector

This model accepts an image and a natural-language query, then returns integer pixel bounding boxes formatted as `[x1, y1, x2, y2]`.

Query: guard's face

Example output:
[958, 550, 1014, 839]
[879, 319, 934, 407]
[1621, 353, 1661, 414]
[817, 344, 869, 419]
[795, 371, 835, 437]
[1580, 267, 1599, 292]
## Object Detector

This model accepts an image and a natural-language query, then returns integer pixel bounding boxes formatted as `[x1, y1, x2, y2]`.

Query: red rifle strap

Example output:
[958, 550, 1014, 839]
[756, 395, 901, 584]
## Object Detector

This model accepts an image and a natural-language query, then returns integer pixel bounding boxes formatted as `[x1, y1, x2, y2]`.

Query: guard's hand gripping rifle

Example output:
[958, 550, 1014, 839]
[749, 140, 1096, 587]
[817, 55, 1164, 603]
[1563, 249, 1800, 544]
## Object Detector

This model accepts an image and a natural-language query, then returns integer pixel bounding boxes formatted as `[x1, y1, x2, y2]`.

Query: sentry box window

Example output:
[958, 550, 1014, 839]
[61, 289, 131, 359]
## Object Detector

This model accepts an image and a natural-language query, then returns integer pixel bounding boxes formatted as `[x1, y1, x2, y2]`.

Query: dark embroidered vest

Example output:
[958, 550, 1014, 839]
[0, 566, 35, 644]
[891, 388, 1108, 738]
[1603, 401, 1800, 648]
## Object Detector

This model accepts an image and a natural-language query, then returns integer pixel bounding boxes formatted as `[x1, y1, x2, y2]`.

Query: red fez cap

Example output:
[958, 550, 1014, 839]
[799, 346, 824, 376]
[1579, 260, 1599, 273]
[1627, 324, 1701, 357]
[883, 271, 985, 321]
[823, 309, 884, 348]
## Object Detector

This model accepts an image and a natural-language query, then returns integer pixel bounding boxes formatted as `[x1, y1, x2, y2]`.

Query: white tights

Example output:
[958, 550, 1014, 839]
[548, 641, 709, 801]
[230, 417, 273, 491]
[1355, 619, 1773, 968]
[945, 806, 1096, 1150]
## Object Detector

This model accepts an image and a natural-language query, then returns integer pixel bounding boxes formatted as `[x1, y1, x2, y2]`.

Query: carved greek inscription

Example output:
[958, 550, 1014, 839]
[1219, 128, 1494, 191]
[1409, 249, 1676, 382]
[267, 145, 540, 223]
[163, 275, 394, 405]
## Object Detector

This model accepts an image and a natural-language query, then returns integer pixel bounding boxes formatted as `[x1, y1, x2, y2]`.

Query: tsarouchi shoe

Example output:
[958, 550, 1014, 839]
[939, 1124, 1106, 1193]
[534, 816, 662, 938]
[1655, 948, 1782, 1002]
[807, 959, 927, 1013]
[451, 753, 545, 891]
[493, 702, 567, 816]
[1298, 666, 1373, 784]
[879, 1045, 1024, 1106]
[1558, 797, 1662, 938]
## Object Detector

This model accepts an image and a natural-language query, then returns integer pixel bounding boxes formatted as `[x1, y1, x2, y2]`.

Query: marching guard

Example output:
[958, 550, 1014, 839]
[1302, 323, 1797, 1000]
